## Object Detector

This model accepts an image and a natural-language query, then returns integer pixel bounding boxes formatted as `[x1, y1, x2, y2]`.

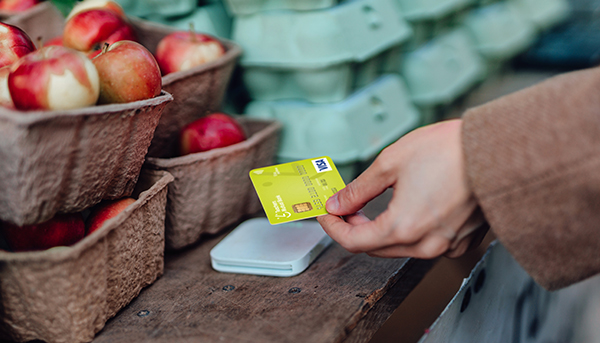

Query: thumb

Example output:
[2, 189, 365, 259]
[326, 161, 391, 216]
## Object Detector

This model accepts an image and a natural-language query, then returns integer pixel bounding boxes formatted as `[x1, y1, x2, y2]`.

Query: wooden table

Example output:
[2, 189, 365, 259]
[93, 190, 435, 343]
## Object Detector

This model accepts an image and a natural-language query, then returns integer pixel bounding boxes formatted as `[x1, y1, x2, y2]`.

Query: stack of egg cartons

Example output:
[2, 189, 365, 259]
[395, 0, 569, 124]
[114, 0, 233, 39]
[394, 0, 488, 125]
[225, 0, 422, 182]
[462, 0, 570, 75]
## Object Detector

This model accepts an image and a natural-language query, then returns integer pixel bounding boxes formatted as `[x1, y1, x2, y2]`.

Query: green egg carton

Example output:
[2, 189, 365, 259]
[144, 1, 233, 38]
[464, 2, 537, 61]
[244, 74, 421, 182]
[401, 28, 486, 109]
[233, 0, 412, 103]
[508, 0, 570, 30]
[224, 0, 338, 16]
[393, 0, 472, 21]
[115, 0, 197, 19]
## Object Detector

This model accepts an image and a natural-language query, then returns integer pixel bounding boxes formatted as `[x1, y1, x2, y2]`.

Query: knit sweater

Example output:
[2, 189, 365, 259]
[462, 66, 600, 291]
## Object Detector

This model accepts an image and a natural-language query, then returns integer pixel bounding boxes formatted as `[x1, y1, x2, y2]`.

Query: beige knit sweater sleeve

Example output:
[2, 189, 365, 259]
[462, 66, 600, 291]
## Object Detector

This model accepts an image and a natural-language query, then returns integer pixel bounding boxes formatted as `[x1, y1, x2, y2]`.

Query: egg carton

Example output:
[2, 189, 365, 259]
[394, 0, 473, 21]
[142, 117, 281, 250]
[400, 28, 486, 123]
[7, 2, 243, 159]
[115, 0, 196, 19]
[0, 170, 173, 343]
[144, 1, 233, 39]
[392, 0, 475, 49]
[245, 74, 420, 182]
[463, 2, 537, 62]
[233, 0, 412, 103]
[508, 0, 570, 30]
[223, 0, 338, 16]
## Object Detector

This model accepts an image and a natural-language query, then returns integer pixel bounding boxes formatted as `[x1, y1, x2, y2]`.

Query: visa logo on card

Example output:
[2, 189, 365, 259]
[249, 156, 346, 225]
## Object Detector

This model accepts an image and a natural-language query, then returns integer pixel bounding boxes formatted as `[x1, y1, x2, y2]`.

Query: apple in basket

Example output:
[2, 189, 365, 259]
[0, 66, 14, 108]
[0, 22, 36, 69]
[86, 197, 136, 235]
[0, 0, 40, 12]
[7, 45, 99, 111]
[92, 40, 162, 104]
[1, 213, 85, 252]
[66, 0, 126, 21]
[179, 113, 246, 155]
[63, 8, 136, 58]
[43, 36, 64, 47]
[154, 25, 225, 76]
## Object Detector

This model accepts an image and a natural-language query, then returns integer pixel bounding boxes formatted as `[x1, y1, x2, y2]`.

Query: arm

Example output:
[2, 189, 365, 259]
[318, 66, 600, 290]
[463, 66, 600, 290]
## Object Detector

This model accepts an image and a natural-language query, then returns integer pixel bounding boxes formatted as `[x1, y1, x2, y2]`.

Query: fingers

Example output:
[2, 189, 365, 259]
[342, 210, 371, 225]
[325, 153, 397, 216]
[317, 214, 379, 253]
[366, 234, 452, 259]
[318, 208, 431, 254]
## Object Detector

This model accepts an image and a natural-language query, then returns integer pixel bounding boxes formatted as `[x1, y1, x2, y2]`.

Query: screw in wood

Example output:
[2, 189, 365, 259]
[222, 285, 235, 291]
[288, 287, 301, 294]
[137, 310, 150, 317]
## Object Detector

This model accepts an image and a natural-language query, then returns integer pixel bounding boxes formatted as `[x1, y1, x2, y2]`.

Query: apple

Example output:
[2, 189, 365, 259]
[0, 0, 40, 12]
[63, 8, 137, 57]
[155, 26, 225, 76]
[0, 22, 36, 69]
[43, 36, 63, 47]
[92, 40, 161, 104]
[179, 113, 246, 155]
[8, 45, 100, 111]
[0, 213, 85, 252]
[0, 66, 14, 108]
[66, 0, 125, 21]
[85, 197, 135, 235]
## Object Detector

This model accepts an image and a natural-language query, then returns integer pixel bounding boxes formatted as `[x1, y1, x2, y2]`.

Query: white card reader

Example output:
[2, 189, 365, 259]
[210, 217, 332, 277]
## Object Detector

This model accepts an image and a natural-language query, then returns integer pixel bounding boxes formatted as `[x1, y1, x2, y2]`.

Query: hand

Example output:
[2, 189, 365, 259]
[317, 119, 488, 259]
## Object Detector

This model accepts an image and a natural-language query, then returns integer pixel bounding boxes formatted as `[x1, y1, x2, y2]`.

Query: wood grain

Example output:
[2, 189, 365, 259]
[93, 190, 434, 343]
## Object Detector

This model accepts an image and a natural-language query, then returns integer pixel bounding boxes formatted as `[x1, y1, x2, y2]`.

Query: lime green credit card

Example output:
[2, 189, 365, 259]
[249, 156, 346, 225]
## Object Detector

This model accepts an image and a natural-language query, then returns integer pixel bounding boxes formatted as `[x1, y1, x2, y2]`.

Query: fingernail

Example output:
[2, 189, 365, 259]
[326, 193, 339, 213]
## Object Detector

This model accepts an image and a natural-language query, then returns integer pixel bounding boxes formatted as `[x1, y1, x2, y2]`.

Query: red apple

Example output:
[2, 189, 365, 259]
[0, 66, 14, 108]
[8, 45, 100, 111]
[92, 40, 161, 104]
[66, 0, 125, 21]
[43, 36, 63, 47]
[155, 27, 225, 76]
[1, 213, 85, 252]
[0, 22, 36, 69]
[0, 0, 40, 12]
[63, 8, 136, 57]
[85, 197, 135, 235]
[179, 113, 246, 155]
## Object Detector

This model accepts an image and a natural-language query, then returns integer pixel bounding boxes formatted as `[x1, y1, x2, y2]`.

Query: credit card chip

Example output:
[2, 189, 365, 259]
[293, 202, 313, 213]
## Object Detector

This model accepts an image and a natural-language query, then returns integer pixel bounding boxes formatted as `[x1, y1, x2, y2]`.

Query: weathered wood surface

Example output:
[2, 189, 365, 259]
[93, 228, 432, 342]
[93, 189, 435, 343]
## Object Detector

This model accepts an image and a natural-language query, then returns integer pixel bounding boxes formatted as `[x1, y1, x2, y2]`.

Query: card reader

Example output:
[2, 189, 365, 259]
[210, 217, 332, 277]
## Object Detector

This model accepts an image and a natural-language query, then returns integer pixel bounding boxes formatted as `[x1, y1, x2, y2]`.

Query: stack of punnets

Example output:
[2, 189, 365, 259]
[0, 2, 281, 341]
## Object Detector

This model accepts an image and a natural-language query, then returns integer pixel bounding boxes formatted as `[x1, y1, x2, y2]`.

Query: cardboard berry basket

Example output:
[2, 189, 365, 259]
[142, 116, 281, 250]
[0, 170, 174, 343]
[0, 91, 173, 226]
[6, 2, 243, 159]
[132, 19, 243, 158]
